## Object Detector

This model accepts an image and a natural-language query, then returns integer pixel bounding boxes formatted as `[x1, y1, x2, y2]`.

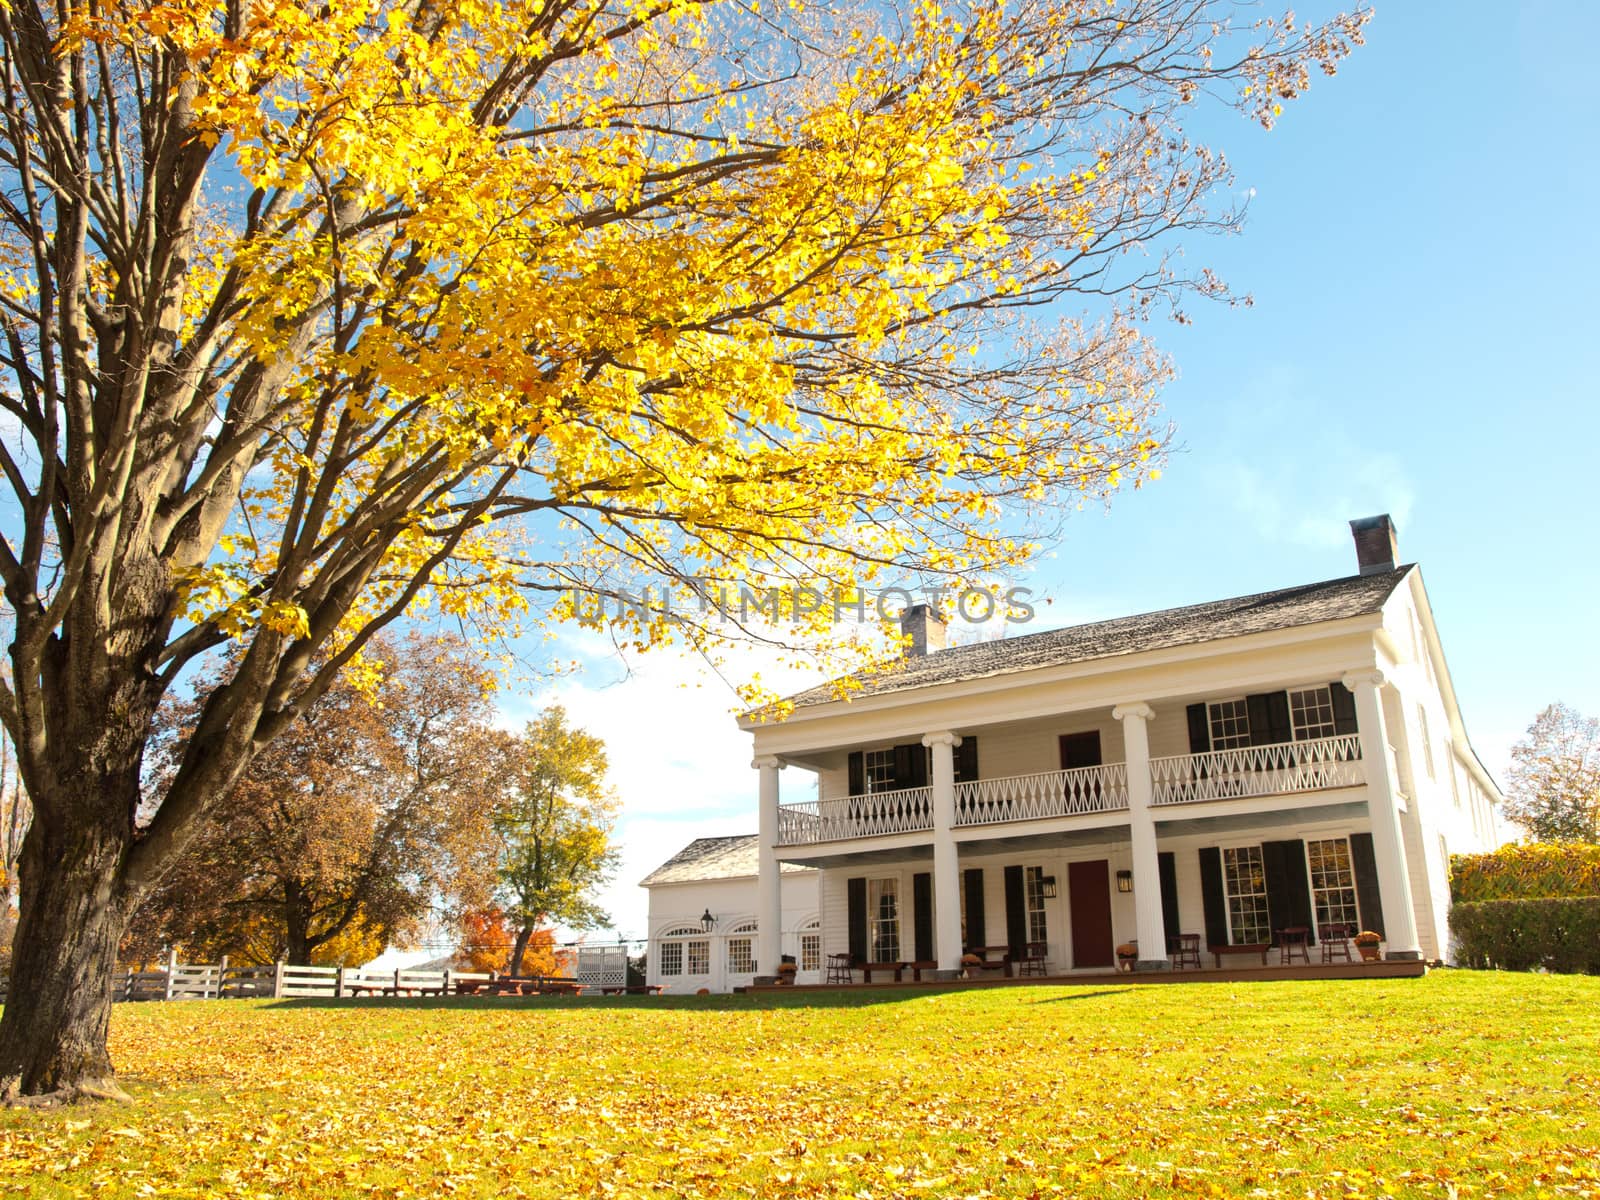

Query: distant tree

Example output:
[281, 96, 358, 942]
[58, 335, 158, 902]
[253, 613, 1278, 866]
[457, 907, 512, 974]
[1503, 704, 1600, 843]
[128, 637, 500, 964]
[490, 709, 620, 976]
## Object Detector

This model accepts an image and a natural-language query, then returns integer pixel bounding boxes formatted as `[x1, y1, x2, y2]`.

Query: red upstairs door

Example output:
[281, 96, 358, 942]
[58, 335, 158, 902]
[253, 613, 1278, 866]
[1068, 859, 1115, 968]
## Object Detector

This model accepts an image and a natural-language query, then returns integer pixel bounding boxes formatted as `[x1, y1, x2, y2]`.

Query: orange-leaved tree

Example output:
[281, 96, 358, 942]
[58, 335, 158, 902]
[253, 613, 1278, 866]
[0, 0, 1366, 1098]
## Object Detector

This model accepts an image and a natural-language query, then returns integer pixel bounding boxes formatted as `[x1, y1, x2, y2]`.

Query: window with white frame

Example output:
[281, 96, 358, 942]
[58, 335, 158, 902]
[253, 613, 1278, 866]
[1417, 705, 1436, 779]
[1289, 686, 1338, 741]
[686, 939, 710, 975]
[726, 922, 757, 974]
[1222, 846, 1271, 944]
[657, 925, 707, 977]
[864, 748, 897, 794]
[799, 920, 821, 972]
[1208, 699, 1252, 750]
[867, 877, 900, 961]
[1306, 838, 1361, 933]
[1024, 867, 1049, 944]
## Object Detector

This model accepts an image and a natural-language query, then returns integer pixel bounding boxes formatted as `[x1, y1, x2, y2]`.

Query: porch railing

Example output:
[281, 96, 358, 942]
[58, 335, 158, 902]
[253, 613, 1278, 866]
[776, 785, 934, 846]
[1148, 733, 1364, 807]
[955, 763, 1129, 826]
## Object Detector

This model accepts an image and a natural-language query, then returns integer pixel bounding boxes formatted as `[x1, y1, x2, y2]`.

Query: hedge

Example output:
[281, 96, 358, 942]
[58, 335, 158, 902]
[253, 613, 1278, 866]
[1449, 898, 1600, 973]
[1450, 842, 1600, 903]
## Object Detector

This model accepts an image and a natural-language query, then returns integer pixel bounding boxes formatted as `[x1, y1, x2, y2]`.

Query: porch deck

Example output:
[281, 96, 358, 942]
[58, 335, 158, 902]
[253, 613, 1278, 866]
[745, 958, 1427, 992]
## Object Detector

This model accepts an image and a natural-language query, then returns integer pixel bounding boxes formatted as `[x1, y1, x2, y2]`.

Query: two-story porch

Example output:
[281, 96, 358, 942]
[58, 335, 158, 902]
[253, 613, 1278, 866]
[751, 672, 1420, 979]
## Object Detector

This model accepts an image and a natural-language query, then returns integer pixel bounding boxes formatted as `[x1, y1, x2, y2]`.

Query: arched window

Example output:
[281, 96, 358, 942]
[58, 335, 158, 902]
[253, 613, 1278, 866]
[726, 920, 758, 975]
[657, 926, 710, 977]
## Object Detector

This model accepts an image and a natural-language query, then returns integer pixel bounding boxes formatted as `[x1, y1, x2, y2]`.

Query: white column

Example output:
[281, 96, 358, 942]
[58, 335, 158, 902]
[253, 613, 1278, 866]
[922, 731, 963, 973]
[1113, 703, 1168, 970]
[1342, 670, 1422, 960]
[754, 755, 785, 977]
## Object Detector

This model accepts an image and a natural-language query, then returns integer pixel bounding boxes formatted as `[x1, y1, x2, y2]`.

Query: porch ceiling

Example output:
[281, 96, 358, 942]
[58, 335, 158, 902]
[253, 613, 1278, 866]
[1154, 800, 1368, 838]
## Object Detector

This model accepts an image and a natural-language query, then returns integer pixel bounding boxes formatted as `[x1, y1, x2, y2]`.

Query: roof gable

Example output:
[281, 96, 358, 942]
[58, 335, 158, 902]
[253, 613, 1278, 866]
[639, 835, 816, 886]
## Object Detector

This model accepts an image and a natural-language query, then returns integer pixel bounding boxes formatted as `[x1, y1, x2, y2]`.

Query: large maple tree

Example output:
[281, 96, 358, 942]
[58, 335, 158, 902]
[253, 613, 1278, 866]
[0, 0, 1366, 1098]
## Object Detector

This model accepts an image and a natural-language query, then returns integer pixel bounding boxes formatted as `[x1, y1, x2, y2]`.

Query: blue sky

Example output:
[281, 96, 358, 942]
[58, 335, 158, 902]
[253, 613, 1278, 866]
[507, 1, 1600, 943]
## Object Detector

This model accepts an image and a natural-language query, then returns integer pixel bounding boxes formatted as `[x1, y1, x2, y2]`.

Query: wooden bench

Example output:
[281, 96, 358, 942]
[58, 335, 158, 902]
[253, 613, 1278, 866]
[859, 960, 908, 983]
[599, 984, 666, 996]
[1208, 942, 1270, 968]
[965, 946, 1013, 977]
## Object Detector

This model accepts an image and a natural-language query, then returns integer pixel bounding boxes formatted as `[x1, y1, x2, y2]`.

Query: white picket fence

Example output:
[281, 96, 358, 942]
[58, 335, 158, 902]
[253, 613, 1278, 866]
[112, 952, 498, 1001]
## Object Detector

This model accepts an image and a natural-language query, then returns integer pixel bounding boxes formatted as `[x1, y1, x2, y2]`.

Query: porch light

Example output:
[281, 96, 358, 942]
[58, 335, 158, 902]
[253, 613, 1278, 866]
[700, 909, 716, 932]
[1116, 870, 1133, 893]
[1039, 875, 1058, 899]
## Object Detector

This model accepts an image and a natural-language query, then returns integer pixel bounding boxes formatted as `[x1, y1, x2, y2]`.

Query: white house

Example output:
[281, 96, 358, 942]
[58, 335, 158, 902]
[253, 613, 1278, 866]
[642, 516, 1502, 989]
[640, 837, 820, 992]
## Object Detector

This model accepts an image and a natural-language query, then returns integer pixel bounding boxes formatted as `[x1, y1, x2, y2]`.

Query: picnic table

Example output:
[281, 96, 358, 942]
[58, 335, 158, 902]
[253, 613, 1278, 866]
[598, 984, 667, 996]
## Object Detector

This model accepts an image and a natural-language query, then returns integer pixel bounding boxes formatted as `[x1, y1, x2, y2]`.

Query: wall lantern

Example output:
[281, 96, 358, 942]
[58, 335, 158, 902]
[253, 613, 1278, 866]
[1116, 870, 1134, 893]
[1039, 875, 1058, 899]
[700, 909, 716, 933]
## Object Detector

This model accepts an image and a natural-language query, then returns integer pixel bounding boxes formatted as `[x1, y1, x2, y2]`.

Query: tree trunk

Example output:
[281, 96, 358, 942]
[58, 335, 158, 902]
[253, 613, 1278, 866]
[0, 813, 134, 1102]
[508, 924, 532, 977]
[284, 883, 312, 966]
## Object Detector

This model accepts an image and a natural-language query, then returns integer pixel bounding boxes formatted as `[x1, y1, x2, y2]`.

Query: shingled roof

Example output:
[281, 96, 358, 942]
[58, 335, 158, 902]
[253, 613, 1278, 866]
[639, 835, 817, 886]
[781, 566, 1413, 710]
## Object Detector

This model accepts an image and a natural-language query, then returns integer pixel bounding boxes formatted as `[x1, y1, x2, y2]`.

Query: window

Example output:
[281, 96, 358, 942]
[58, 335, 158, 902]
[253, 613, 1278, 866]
[1222, 846, 1271, 944]
[800, 929, 820, 972]
[1208, 699, 1252, 750]
[864, 748, 897, 794]
[726, 921, 757, 975]
[657, 925, 707, 977]
[686, 940, 710, 975]
[1417, 706, 1436, 779]
[867, 877, 900, 961]
[1289, 686, 1338, 741]
[1306, 838, 1360, 932]
[1024, 867, 1050, 944]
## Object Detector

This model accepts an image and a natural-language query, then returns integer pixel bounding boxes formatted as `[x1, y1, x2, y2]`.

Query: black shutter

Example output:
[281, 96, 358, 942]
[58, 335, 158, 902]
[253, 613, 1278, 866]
[847, 877, 868, 963]
[1349, 832, 1386, 938]
[963, 868, 986, 950]
[1247, 691, 1292, 746]
[956, 736, 979, 783]
[848, 751, 864, 796]
[893, 744, 916, 790]
[913, 872, 933, 962]
[1003, 866, 1027, 955]
[1261, 839, 1314, 944]
[1330, 682, 1359, 736]
[1186, 703, 1211, 754]
[908, 743, 929, 788]
[1198, 847, 1228, 946]
[1158, 852, 1181, 945]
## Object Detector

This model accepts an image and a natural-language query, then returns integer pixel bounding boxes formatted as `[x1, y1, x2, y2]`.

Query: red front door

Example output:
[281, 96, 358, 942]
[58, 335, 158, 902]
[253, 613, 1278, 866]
[1068, 859, 1115, 968]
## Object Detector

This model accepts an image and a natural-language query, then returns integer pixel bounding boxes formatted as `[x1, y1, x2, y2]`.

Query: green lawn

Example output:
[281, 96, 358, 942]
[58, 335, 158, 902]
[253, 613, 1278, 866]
[3, 972, 1598, 1198]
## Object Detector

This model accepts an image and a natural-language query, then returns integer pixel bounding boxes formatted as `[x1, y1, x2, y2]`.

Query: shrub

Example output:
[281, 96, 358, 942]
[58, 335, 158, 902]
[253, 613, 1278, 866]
[1449, 898, 1600, 973]
[1450, 842, 1600, 903]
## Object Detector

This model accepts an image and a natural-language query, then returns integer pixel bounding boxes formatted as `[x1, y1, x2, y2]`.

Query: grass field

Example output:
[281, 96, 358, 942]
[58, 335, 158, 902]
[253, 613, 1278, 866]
[2, 972, 1598, 1198]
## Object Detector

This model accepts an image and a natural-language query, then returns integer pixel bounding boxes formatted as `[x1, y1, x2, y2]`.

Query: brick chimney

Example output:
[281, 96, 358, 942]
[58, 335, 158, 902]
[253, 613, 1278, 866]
[1349, 514, 1398, 576]
[900, 603, 947, 657]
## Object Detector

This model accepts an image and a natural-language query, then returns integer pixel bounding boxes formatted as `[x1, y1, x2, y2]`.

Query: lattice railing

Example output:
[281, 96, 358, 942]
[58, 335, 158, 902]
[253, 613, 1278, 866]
[1149, 733, 1364, 807]
[775, 785, 934, 845]
[954, 763, 1129, 826]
